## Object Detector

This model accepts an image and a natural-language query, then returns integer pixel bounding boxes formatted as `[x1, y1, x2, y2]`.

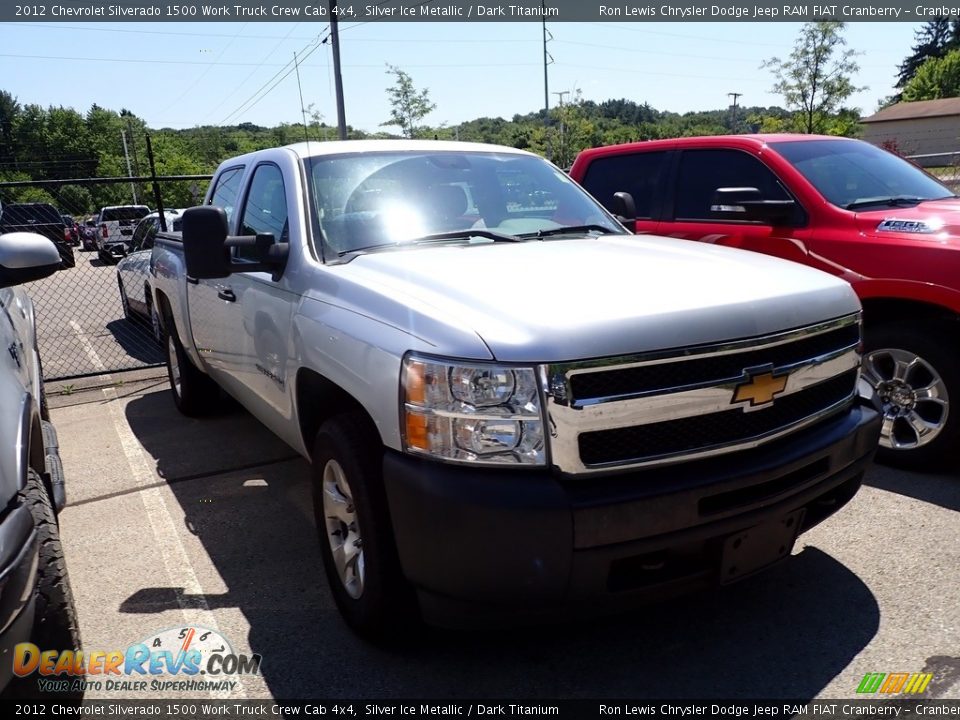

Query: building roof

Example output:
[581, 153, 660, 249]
[862, 97, 960, 123]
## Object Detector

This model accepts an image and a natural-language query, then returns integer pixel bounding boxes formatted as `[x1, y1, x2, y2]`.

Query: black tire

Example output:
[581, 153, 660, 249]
[164, 321, 219, 417]
[863, 320, 960, 471]
[118, 278, 132, 321]
[146, 295, 161, 345]
[311, 412, 418, 641]
[4, 470, 83, 700]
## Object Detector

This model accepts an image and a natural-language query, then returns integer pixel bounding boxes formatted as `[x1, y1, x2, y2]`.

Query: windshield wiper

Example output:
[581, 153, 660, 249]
[339, 229, 521, 257]
[517, 224, 622, 238]
[844, 195, 928, 210]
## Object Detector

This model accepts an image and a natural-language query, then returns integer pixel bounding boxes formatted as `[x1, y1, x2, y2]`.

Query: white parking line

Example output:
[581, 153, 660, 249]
[102, 388, 247, 699]
[71, 318, 248, 697]
[69, 320, 108, 375]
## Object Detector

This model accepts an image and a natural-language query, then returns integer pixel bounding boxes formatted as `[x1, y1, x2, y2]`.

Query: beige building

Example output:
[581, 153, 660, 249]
[861, 98, 960, 167]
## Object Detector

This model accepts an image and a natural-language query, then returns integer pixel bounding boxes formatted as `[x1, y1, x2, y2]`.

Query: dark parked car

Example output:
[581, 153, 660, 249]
[0, 204, 75, 268]
[0, 231, 82, 698]
[60, 214, 80, 247]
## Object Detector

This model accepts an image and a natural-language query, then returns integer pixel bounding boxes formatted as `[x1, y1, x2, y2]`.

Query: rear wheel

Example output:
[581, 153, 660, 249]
[312, 412, 418, 641]
[862, 321, 960, 470]
[165, 322, 219, 417]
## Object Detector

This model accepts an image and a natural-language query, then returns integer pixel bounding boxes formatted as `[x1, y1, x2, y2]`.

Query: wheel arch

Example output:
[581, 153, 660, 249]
[860, 296, 960, 332]
[295, 368, 381, 461]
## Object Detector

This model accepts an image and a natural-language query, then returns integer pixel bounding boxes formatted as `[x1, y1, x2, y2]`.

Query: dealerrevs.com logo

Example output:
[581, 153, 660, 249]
[856, 672, 933, 695]
[13, 626, 261, 694]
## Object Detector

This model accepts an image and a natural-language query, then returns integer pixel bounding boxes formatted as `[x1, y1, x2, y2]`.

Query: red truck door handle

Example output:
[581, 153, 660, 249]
[218, 288, 236, 302]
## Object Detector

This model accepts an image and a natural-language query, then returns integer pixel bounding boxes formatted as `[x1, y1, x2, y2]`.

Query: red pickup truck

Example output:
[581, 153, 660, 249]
[570, 134, 960, 470]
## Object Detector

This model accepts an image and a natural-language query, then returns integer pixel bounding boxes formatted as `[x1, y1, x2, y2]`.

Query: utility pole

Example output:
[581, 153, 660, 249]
[542, 5, 553, 161]
[120, 129, 137, 204]
[552, 91, 569, 167]
[728, 92, 742, 134]
[329, 1, 347, 140]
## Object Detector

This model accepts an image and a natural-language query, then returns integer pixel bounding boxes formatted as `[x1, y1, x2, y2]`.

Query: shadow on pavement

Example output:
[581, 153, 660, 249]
[106, 319, 164, 364]
[123, 389, 880, 700]
[865, 463, 960, 512]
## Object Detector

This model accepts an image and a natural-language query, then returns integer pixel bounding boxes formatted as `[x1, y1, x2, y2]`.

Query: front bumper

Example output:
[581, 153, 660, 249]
[0, 505, 39, 689]
[384, 403, 881, 627]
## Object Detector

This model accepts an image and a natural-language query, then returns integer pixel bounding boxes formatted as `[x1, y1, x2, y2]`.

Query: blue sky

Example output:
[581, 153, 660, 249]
[0, 21, 922, 131]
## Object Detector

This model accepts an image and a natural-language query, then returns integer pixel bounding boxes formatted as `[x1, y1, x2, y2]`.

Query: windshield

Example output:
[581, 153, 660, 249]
[304, 150, 621, 257]
[771, 139, 954, 209]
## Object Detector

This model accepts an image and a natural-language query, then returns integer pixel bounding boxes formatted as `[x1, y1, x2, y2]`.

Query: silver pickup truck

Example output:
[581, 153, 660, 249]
[151, 140, 881, 638]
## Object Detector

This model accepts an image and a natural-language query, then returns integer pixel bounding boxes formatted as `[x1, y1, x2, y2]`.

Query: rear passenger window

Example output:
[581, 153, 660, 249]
[673, 150, 791, 221]
[208, 166, 245, 225]
[580, 152, 667, 220]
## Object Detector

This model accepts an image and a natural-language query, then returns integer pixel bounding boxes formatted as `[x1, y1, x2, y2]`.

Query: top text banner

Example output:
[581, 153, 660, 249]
[3, 0, 955, 22]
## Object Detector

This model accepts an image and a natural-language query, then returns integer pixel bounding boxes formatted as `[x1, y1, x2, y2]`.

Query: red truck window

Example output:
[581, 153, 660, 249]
[579, 151, 668, 219]
[673, 149, 793, 222]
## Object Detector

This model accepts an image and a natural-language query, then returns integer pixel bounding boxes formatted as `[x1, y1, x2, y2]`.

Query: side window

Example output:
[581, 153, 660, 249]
[580, 152, 667, 220]
[207, 166, 245, 224]
[237, 163, 288, 263]
[130, 218, 153, 250]
[673, 149, 791, 221]
[142, 223, 159, 250]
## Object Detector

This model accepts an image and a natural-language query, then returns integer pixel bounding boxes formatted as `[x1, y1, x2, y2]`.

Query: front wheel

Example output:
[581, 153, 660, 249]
[2, 470, 83, 699]
[165, 322, 219, 417]
[862, 321, 960, 470]
[312, 412, 418, 641]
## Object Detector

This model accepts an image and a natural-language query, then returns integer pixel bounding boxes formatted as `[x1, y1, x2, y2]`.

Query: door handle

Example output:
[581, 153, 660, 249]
[218, 288, 236, 302]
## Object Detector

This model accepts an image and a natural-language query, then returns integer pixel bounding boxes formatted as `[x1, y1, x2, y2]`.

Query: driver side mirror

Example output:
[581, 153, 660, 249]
[711, 187, 796, 225]
[0, 233, 62, 289]
[182, 206, 290, 281]
[611, 191, 637, 233]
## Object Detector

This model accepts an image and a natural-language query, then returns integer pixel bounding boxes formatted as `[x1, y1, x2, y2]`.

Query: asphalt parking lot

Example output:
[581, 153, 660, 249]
[46, 371, 960, 701]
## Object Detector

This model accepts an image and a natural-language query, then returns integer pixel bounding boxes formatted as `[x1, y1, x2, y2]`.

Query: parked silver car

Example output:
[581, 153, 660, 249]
[117, 210, 180, 343]
[0, 232, 81, 697]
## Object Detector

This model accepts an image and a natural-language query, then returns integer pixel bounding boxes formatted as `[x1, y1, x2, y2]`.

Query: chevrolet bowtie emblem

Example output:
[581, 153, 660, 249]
[732, 371, 788, 407]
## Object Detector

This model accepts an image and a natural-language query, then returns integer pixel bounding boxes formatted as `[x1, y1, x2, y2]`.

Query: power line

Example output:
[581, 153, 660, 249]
[197, 22, 304, 124]
[157, 23, 250, 119]
[0, 21, 532, 43]
[219, 33, 328, 125]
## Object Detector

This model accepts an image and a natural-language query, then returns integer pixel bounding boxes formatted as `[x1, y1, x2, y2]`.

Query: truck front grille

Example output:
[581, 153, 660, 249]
[569, 322, 859, 403]
[542, 315, 861, 474]
[578, 370, 857, 465]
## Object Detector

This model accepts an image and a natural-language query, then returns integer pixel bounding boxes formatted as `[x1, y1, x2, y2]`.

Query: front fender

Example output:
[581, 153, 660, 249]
[0, 391, 35, 509]
[853, 278, 960, 316]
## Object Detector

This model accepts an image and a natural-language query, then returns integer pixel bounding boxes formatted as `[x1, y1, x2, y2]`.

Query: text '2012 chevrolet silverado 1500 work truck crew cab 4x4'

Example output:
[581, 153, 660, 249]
[571, 135, 960, 470]
[152, 140, 880, 638]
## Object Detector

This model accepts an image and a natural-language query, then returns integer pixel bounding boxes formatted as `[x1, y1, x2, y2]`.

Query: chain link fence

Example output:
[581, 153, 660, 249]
[1, 175, 211, 380]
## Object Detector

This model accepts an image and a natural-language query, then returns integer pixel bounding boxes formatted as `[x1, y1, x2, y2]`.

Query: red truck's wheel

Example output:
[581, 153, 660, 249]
[862, 322, 959, 470]
[311, 412, 418, 641]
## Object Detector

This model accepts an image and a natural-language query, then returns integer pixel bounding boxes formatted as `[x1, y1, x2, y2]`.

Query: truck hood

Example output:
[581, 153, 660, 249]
[853, 197, 960, 242]
[337, 235, 860, 363]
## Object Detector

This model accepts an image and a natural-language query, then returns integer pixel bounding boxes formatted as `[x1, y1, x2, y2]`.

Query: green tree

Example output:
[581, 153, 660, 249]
[381, 64, 436, 139]
[763, 21, 864, 134]
[902, 49, 960, 101]
[897, 20, 960, 92]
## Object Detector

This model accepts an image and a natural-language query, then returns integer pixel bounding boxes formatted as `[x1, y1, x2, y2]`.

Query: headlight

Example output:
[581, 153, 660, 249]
[402, 355, 545, 466]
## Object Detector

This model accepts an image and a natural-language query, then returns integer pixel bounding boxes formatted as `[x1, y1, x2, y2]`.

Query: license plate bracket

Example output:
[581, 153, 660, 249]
[720, 508, 805, 584]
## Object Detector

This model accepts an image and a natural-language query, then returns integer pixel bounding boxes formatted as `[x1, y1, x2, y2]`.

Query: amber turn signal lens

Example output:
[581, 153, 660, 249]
[405, 412, 429, 450]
